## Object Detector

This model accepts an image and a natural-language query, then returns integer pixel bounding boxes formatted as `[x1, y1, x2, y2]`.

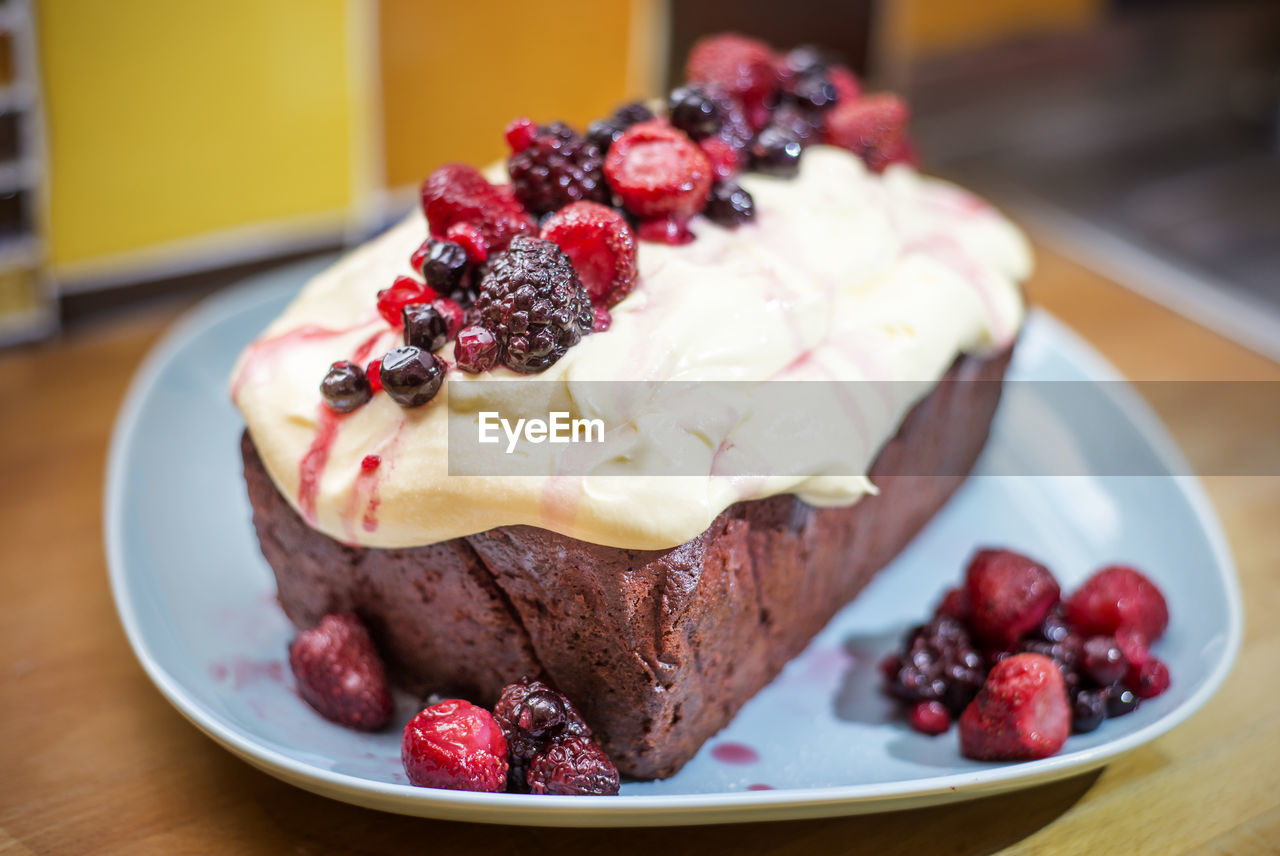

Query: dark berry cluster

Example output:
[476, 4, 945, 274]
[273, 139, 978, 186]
[493, 677, 619, 794]
[507, 121, 608, 218]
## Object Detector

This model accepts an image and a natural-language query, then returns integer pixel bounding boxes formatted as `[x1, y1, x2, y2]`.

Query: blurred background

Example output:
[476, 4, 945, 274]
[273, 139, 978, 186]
[2, 0, 1276, 359]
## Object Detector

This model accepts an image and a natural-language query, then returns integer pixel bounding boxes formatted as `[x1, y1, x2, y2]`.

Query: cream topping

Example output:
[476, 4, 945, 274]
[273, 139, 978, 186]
[232, 146, 1031, 550]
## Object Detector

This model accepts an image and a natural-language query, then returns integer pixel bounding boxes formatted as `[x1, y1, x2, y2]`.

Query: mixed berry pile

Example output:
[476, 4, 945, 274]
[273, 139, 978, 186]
[288, 614, 620, 795]
[318, 32, 915, 411]
[880, 549, 1172, 761]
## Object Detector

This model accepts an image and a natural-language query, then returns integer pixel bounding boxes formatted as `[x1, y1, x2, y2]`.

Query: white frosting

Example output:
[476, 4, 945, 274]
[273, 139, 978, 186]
[232, 146, 1031, 550]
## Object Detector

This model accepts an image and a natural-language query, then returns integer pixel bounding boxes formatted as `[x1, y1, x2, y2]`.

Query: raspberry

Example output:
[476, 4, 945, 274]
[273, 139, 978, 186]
[287, 613, 393, 731]
[1133, 657, 1171, 699]
[379, 346, 446, 407]
[506, 120, 608, 217]
[908, 700, 951, 736]
[401, 700, 509, 792]
[473, 236, 594, 373]
[445, 222, 489, 263]
[454, 324, 500, 373]
[604, 120, 713, 222]
[1066, 565, 1169, 642]
[685, 33, 779, 129]
[703, 180, 755, 227]
[421, 163, 535, 254]
[823, 94, 910, 173]
[882, 615, 986, 716]
[377, 276, 437, 327]
[699, 136, 742, 180]
[963, 548, 1061, 647]
[320, 361, 372, 413]
[525, 735, 620, 796]
[959, 653, 1070, 761]
[504, 116, 538, 153]
[539, 201, 638, 308]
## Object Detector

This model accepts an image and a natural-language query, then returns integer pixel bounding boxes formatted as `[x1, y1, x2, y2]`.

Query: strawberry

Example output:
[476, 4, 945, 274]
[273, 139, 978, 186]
[287, 613, 393, 731]
[376, 276, 436, 327]
[685, 33, 779, 130]
[420, 163, 535, 255]
[959, 653, 1070, 761]
[539, 201, 638, 308]
[963, 548, 1061, 647]
[401, 699, 509, 791]
[1066, 565, 1169, 642]
[604, 120, 713, 223]
[823, 93, 910, 173]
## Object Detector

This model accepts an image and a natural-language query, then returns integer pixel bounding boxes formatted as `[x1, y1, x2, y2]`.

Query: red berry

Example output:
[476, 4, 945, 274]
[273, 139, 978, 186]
[377, 276, 436, 327]
[431, 297, 464, 338]
[539, 201, 638, 309]
[828, 66, 861, 104]
[1133, 657, 1171, 699]
[908, 700, 952, 736]
[365, 359, 383, 393]
[1081, 636, 1127, 686]
[636, 216, 695, 245]
[454, 325, 500, 373]
[504, 116, 538, 153]
[823, 94, 910, 173]
[287, 613, 393, 731]
[361, 454, 381, 471]
[420, 163, 535, 254]
[1066, 565, 1169, 642]
[1115, 628, 1151, 670]
[604, 120, 713, 222]
[685, 33, 779, 129]
[698, 136, 742, 180]
[525, 735, 620, 796]
[934, 586, 969, 620]
[592, 305, 612, 333]
[445, 221, 489, 263]
[963, 548, 1061, 647]
[959, 653, 1070, 761]
[401, 700, 509, 792]
[409, 239, 431, 275]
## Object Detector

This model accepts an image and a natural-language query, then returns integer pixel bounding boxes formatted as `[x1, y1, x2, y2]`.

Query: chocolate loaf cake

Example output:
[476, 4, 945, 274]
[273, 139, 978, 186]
[244, 345, 1011, 779]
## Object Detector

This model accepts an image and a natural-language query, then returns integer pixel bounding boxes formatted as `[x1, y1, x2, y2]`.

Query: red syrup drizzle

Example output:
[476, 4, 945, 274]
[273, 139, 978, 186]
[711, 742, 760, 764]
[230, 318, 378, 403]
[747, 784, 774, 791]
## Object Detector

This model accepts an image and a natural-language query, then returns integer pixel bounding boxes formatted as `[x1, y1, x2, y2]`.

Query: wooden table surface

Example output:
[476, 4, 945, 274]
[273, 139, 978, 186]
[1, 244, 1277, 855]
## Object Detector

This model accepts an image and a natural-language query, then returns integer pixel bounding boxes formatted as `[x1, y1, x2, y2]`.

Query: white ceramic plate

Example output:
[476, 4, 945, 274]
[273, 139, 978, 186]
[105, 259, 1242, 827]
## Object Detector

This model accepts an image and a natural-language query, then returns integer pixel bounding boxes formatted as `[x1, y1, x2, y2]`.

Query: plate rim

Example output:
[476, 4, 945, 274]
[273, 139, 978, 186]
[104, 271, 1244, 827]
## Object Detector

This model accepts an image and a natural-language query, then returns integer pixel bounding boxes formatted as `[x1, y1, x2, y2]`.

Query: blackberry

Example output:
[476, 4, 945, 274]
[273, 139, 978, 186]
[526, 735, 620, 796]
[704, 181, 755, 227]
[402, 303, 449, 352]
[749, 126, 803, 177]
[508, 124, 607, 217]
[883, 615, 986, 716]
[319, 361, 372, 413]
[494, 678, 593, 792]
[378, 346, 446, 407]
[612, 101, 655, 126]
[586, 102, 655, 153]
[668, 85, 724, 140]
[473, 237, 593, 373]
[417, 238, 471, 302]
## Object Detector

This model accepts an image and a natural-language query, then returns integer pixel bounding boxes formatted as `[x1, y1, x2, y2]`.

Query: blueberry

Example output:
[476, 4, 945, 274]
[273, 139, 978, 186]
[319, 361, 371, 413]
[402, 303, 449, 352]
[418, 239, 469, 298]
[749, 126, 803, 177]
[668, 85, 723, 140]
[1072, 688, 1108, 733]
[704, 181, 755, 227]
[379, 346, 445, 407]
[586, 118, 625, 153]
[1106, 685, 1141, 718]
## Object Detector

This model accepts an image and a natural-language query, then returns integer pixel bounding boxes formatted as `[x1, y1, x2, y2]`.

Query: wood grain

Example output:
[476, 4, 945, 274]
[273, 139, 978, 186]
[1, 244, 1276, 854]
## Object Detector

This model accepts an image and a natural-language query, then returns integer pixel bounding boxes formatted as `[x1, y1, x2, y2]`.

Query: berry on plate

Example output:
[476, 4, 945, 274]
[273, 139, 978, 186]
[963, 548, 1061, 648]
[539, 201, 638, 308]
[401, 699, 509, 791]
[959, 653, 1070, 761]
[526, 735, 621, 796]
[287, 613, 393, 731]
[1066, 564, 1169, 642]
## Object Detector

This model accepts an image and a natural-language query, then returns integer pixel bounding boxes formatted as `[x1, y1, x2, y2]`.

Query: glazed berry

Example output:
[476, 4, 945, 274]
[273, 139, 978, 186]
[454, 325, 500, 373]
[526, 735, 620, 796]
[401, 699, 509, 792]
[698, 136, 743, 180]
[586, 102, 655, 153]
[908, 700, 952, 736]
[539, 201, 638, 308]
[288, 613, 393, 731]
[365, 359, 382, 393]
[668, 85, 724, 140]
[823, 94, 910, 173]
[432, 296, 464, 338]
[1066, 565, 1169, 642]
[507, 120, 608, 217]
[703, 181, 755, 227]
[1133, 657, 1171, 699]
[963, 548, 1061, 648]
[1072, 688, 1108, 733]
[421, 163, 535, 254]
[320, 361, 372, 413]
[473, 236, 594, 373]
[377, 275, 436, 327]
[1106, 685, 1141, 717]
[612, 101, 655, 126]
[379, 346, 446, 407]
[604, 120, 714, 222]
[493, 678, 591, 767]
[959, 653, 1070, 761]
[413, 238, 470, 300]
[1081, 636, 1127, 687]
[685, 33, 779, 128]
[883, 615, 986, 716]
[504, 116, 538, 153]
[749, 126, 803, 177]
[402, 303, 449, 352]
[444, 222, 489, 263]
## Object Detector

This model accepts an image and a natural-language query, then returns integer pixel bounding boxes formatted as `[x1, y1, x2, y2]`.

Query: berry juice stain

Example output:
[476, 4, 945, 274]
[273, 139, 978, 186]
[711, 742, 760, 764]
[747, 784, 774, 791]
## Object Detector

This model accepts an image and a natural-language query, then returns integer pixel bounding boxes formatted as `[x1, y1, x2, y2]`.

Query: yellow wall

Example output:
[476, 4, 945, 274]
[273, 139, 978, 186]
[896, 0, 1104, 56]
[38, 0, 357, 270]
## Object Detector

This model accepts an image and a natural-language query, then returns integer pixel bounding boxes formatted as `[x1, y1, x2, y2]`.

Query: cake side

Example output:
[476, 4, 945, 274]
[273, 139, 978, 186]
[243, 344, 1011, 778]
